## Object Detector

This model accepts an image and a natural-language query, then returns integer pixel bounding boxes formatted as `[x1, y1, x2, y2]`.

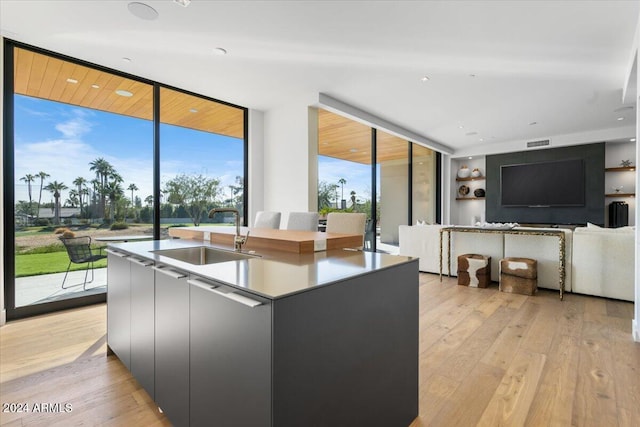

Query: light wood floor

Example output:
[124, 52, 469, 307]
[1, 274, 638, 426]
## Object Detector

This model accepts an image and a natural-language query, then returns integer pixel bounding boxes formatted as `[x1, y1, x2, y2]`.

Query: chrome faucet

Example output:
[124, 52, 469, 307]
[208, 208, 250, 252]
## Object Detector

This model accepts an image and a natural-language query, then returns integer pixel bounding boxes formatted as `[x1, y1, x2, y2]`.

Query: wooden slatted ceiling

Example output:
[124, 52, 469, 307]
[318, 109, 431, 164]
[14, 48, 244, 139]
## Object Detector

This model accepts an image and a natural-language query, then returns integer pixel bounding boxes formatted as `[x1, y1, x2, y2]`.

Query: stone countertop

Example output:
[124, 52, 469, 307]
[107, 239, 416, 300]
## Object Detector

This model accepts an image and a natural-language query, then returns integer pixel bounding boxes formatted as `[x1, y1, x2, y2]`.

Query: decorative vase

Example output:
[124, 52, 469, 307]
[474, 188, 485, 197]
[471, 168, 482, 178]
[457, 165, 470, 179]
[458, 185, 470, 196]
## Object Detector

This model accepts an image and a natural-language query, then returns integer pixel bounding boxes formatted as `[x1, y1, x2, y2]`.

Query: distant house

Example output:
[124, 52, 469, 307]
[37, 208, 81, 220]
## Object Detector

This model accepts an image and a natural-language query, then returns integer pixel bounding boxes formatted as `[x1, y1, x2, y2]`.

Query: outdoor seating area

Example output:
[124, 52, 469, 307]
[15, 269, 106, 307]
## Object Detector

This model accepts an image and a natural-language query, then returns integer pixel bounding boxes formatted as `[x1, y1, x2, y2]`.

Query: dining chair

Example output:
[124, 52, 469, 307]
[326, 212, 366, 248]
[59, 236, 107, 290]
[254, 211, 282, 229]
[286, 212, 320, 231]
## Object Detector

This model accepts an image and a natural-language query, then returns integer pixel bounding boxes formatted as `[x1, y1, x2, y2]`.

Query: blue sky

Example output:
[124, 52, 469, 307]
[317, 156, 376, 204]
[14, 95, 244, 204]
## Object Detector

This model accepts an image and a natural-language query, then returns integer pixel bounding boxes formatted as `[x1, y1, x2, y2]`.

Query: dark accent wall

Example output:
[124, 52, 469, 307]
[486, 143, 604, 225]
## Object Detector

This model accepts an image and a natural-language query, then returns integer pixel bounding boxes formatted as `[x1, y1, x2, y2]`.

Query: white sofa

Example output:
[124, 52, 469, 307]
[572, 225, 634, 301]
[398, 224, 503, 281]
[399, 223, 634, 301]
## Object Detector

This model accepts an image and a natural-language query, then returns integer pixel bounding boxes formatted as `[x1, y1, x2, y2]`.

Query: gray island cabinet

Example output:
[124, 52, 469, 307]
[106, 240, 418, 427]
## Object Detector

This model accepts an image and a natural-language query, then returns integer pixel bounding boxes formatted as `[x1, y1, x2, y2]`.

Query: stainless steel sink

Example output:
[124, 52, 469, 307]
[152, 246, 258, 265]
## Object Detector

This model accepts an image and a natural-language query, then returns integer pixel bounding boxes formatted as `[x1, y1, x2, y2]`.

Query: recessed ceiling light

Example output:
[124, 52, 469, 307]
[173, 0, 191, 6]
[479, 138, 485, 142]
[617, 117, 625, 121]
[66, 78, 78, 84]
[213, 47, 228, 55]
[529, 121, 538, 126]
[468, 157, 473, 160]
[458, 125, 464, 129]
[127, 2, 159, 20]
[189, 108, 198, 113]
[91, 84, 100, 89]
[421, 76, 430, 82]
[115, 89, 134, 97]
[122, 57, 132, 63]
[631, 138, 636, 142]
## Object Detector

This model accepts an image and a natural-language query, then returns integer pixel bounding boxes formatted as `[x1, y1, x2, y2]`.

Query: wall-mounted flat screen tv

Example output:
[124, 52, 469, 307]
[501, 159, 585, 207]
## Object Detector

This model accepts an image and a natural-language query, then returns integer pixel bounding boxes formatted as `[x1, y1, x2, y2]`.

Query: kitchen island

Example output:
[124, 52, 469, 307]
[106, 238, 418, 427]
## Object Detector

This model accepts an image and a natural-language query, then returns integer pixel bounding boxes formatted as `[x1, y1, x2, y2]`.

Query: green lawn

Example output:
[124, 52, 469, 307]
[15, 251, 108, 277]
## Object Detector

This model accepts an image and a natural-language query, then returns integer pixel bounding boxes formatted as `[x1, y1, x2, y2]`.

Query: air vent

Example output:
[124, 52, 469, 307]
[527, 139, 551, 148]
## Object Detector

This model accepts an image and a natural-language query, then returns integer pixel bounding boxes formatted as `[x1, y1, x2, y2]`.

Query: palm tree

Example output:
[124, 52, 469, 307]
[20, 173, 36, 222]
[127, 183, 139, 218]
[144, 195, 153, 207]
[89, 158, 114, 219]
[44, 180, 68, 225]
[67, 189, 80, 207]
[35, 171, 50, 222]
[105, 175, 124, 223]
[350, 190, 356, 208]
[338, 178, 347, 205]
[73, 177, 87, 219]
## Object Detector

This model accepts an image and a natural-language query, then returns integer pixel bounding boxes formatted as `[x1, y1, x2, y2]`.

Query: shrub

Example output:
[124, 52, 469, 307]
[35, 218, 50, 226]
[111, 222, 129, 230]
[53, 227, 76, 238]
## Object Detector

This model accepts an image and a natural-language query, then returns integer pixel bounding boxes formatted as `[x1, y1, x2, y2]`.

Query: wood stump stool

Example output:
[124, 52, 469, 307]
[457, 254, 491, 288]
[500, 257, 537, 295]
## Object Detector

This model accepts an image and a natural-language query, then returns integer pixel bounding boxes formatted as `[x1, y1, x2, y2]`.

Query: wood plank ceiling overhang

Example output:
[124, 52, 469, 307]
[13, 48, 245, 139]
[318, 109, 433, 164]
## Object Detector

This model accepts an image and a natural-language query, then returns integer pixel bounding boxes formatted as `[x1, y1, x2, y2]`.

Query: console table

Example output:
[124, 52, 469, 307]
[439, 226, 567, 300]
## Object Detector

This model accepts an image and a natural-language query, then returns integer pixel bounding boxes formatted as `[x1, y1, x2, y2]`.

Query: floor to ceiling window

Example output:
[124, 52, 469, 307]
[317, 108, 439, 253]
[4, 41, 248, 319]
[159, 87, 246, 230]
[11, 47, 154, 311]
[317, 109, 374, 245]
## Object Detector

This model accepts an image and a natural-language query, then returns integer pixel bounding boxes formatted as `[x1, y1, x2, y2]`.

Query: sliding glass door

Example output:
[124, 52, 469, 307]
[317, 108, 439, 252]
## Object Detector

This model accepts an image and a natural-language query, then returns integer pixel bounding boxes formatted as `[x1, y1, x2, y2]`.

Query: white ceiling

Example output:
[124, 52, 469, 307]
[1, 0, 639, 154]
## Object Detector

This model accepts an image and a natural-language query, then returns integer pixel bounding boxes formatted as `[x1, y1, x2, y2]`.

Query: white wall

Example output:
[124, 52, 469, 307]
[262, 95, 317, 224]
[605, 141, 636, 226]
[1, 37, 5, 326]
[248, 109, 264, 224]
[454, 125, 636, 159]
[635, 37, 640, 342]
[380, 160, 408, 244]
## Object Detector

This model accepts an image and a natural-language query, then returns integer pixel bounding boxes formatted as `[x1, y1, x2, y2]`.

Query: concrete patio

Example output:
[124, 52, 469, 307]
[15, 268, 106, 307]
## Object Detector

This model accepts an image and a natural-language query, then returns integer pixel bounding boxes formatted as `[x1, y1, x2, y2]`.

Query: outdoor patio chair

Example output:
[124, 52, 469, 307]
[60, 236, 107, 290]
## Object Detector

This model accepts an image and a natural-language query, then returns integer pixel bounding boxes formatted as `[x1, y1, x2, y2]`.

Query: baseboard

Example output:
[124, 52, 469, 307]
[633, 319, 640, 342]
[0, 308, 6, 326]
